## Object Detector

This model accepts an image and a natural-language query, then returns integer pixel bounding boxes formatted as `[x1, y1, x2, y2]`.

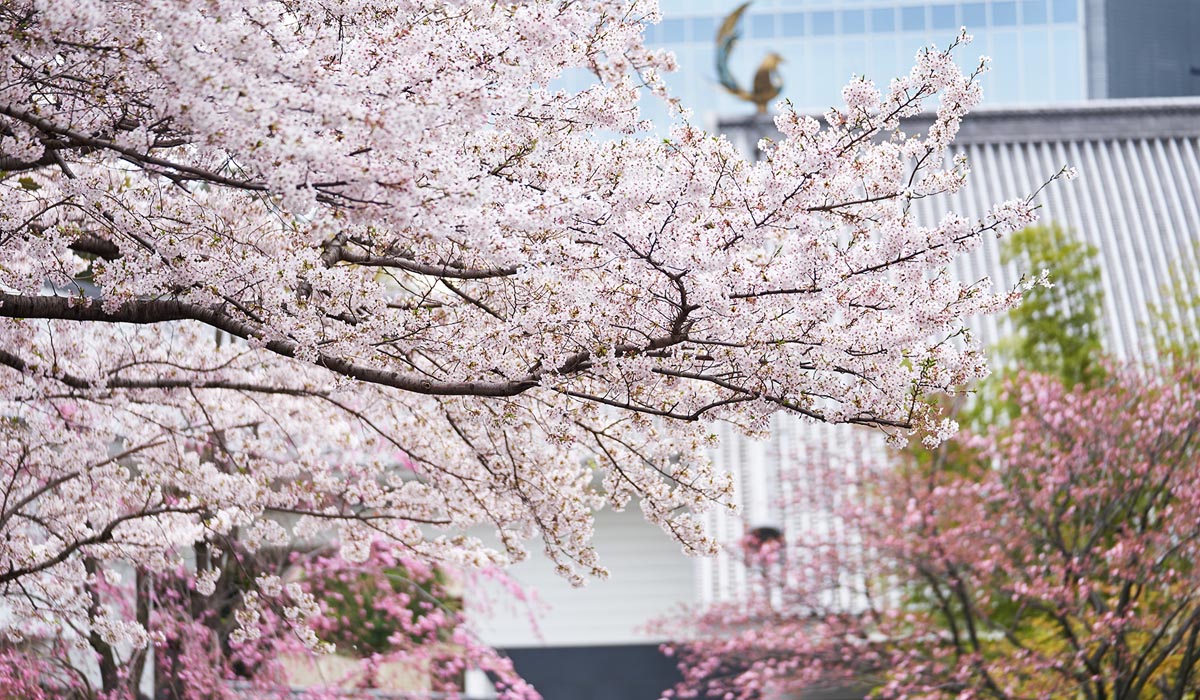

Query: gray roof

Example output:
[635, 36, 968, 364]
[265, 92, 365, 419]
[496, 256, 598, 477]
[718, 98, 1200, 360]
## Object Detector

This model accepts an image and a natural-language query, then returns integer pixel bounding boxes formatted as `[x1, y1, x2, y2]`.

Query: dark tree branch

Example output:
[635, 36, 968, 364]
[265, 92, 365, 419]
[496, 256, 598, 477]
[335, 248, 519, 279]
[0, 104, 268, 193]
[0, 292, 538, 397]
[0, 347, 326, 396]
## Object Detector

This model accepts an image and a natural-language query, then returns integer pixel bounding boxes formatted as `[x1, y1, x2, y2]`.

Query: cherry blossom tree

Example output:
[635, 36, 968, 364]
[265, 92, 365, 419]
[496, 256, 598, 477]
[664, 366, 1200, 700]
[1, 0, 1052, 684]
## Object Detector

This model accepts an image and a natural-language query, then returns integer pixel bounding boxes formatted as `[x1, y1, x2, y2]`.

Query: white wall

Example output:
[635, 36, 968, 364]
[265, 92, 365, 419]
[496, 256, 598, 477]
[469, 507, 698, 648]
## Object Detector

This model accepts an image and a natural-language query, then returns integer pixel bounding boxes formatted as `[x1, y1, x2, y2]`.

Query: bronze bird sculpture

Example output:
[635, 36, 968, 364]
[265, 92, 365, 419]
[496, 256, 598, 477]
[715, 1, 785, 114]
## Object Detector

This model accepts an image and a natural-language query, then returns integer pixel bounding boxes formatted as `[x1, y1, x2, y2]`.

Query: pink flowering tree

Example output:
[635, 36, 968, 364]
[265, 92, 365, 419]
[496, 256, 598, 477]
[0, 0, 1055, 688]
[663, 365, 1200, 700]
[286, 543, 535, 698]
[3, 540, 537, 700]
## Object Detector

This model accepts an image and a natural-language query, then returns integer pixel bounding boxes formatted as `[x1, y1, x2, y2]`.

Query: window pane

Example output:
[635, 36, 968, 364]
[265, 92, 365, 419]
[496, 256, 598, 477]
[871, 7, 896, 31]
[901, 5, 926, 31]
[961, 2, 987, 28]
[691, 15, 716, 42]
[988, 31, 1020, 101]
[868, 35, 901, 87]
[781, 12, 805, 37]
[812, 10, 835, 35]
[1021, 29, 1051, 100]
[1052, 0, 1078, 22]
[750, 13, 775, 39]
[661, 18, 685, 42]
[1053, 27, 1083, 98]
[1022, 0, 1047, 24]
[841, 9, 866, 34]
[992, 1, 1018, 26]
[931, 4, 957, 29]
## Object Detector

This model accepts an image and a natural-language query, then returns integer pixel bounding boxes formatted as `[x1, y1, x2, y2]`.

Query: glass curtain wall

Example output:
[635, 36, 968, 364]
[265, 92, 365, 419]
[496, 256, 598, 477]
[638, 0, 1086, 130]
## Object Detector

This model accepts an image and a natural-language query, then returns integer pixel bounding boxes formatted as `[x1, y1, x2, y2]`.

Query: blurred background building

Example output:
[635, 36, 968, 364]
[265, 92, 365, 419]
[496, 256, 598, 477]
[642, 0, 1200, 127]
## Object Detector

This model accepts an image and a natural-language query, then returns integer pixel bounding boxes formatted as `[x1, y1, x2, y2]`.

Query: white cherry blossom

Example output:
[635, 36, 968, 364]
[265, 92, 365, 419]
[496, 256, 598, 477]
[0, 4, 1048, 645]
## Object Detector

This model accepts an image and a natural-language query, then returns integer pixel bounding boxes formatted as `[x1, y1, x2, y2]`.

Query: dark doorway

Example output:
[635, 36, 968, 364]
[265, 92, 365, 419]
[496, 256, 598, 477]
[503, 644, 681, 700]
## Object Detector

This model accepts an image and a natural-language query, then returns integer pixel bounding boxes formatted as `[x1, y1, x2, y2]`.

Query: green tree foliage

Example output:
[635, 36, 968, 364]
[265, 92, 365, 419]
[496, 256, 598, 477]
[998, 224, 1105, 387]
[945, 224, 1105, 435]
[1147, 242, 1200, 364]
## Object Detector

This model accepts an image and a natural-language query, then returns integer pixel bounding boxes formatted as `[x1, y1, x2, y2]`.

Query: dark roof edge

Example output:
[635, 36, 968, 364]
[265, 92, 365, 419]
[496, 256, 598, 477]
[717, 97, 1200, 144]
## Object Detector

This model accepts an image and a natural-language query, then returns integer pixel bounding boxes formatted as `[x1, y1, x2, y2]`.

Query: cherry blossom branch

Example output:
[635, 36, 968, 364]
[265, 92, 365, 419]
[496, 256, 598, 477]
[0, 347, 325, 396]
[334, 248, 519, 279]
[0, 504, 205, 585]
[0, 104, 267, 192]
[0, 293, 537, 396]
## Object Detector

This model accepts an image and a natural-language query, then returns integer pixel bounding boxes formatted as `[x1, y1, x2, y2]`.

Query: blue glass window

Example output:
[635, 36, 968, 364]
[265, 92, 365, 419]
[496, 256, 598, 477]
[871, 7, 896, 32]
[750, 13, 775, 39]
[961, 2, 986, 28]
[1052, 0, 1078, 22]
[1021, 29, 1051, 100]
[841, 9, 866, 33]
[643, 21, 659, 43]
[992, 1, 1018, 26]
[781, 12, 805, 37]
[812, 11, 835, 35]
[691, 16, 716, 42]
[1053, 26, 1083, 98]
[1022, 0, 1047, 23]
[660, 18, 686, 42]
[901, 6, 926, 31]
[931, 4, 957, 29]
[988, 31, 1020, 102]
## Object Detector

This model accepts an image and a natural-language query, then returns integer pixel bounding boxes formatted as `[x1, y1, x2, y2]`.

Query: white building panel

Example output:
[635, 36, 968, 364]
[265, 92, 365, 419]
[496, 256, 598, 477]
[470, 507, 697, 648]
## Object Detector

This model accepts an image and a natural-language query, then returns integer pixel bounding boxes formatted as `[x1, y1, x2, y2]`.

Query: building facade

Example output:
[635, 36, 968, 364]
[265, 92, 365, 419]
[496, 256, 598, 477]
[639, 0, 1199, 128]
[1089, 0, 1200, 100]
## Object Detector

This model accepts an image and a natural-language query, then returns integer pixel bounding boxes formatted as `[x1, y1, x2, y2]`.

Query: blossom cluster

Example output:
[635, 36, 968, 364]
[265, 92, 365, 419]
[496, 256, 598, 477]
[0, 0, 1045, 681]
